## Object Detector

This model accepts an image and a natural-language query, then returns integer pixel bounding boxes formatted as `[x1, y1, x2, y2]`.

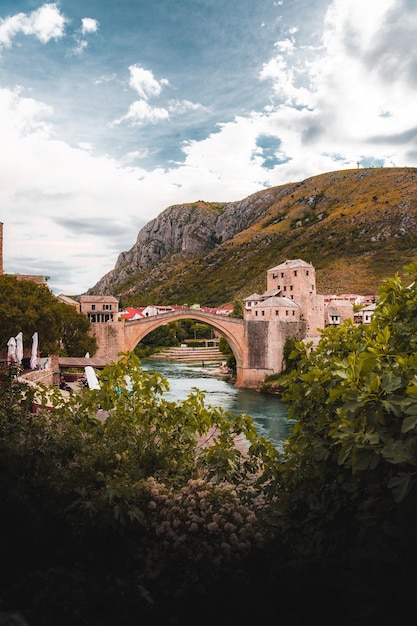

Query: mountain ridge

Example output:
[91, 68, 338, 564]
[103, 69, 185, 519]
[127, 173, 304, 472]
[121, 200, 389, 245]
[88, 167, 417, 305]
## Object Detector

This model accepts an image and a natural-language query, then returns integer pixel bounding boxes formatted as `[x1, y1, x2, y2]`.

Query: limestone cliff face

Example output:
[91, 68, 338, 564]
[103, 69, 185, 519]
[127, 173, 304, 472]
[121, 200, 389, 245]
[87, 167, 417, 303]
[90, 202, 219, 294]
[89, 187, 286, 295]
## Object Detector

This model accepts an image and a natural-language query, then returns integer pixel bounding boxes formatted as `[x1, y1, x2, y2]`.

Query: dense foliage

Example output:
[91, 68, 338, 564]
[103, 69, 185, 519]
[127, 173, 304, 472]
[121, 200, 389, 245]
[0, 354, 279, 624]
[2, 265, 417, 623]
[0, 275, 97, 357]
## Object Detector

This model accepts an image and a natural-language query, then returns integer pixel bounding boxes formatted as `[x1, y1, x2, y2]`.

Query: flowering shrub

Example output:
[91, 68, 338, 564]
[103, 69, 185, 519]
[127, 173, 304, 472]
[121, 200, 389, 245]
[140, 476, 266, 590]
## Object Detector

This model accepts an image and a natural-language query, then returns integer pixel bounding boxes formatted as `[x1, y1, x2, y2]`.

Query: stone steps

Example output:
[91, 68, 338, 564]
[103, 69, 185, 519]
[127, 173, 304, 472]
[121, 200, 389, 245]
[149, 345, 224, 362]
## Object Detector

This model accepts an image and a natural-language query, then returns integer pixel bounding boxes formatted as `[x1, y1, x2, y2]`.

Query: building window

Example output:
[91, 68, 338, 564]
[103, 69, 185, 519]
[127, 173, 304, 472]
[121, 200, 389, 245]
[255, 311, 258, 317]
[286, 310, 289, 316]
[306, 270, 309, 276]
[294, 270, 297, 276]
[91, 304, 96, 310]
[281, 272, 284, 278]
[283, 286, 287, 291]
[261, 310, 265, 316]
[275, 310, 279, 316]
[290, 285, 293, 291]
[103, 304, 112, 310]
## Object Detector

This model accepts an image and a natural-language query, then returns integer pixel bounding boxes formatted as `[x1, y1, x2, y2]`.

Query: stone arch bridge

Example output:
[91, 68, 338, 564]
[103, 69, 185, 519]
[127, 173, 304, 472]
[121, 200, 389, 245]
[91, 309, 306, 389]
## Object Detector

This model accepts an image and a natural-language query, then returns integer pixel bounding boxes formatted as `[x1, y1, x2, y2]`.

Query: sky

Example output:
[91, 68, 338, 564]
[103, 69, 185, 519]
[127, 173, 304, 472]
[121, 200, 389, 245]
[1, 0, 417, 295]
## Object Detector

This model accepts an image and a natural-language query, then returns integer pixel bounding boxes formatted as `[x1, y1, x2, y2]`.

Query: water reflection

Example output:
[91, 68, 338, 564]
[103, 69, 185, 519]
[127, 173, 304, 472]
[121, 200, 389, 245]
[141, 360, 294, 449]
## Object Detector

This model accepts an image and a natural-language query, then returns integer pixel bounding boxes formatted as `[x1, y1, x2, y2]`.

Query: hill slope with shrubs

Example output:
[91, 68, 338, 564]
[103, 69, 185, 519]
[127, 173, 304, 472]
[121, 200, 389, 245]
[89, 167, 417, 305]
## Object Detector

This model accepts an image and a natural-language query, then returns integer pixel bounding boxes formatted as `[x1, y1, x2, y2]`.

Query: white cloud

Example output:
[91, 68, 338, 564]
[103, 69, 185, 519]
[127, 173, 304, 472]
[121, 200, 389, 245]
[70, 15, 99, 55]
[167, 99, 206, 114]
[94, 73, 117, 85]
[257, 0, 417, 167]
[81, 17, 99, 35]
[0, 3, 67, 48]
[128, 64, 169, 100]
[113, 99, 170, 125]
[114, 65, 204, 126]
[70, 39, 88, 55]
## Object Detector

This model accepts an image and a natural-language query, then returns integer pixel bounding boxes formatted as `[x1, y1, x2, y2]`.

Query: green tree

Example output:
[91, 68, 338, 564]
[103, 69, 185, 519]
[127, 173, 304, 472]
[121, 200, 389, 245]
[230, 298, 244, 319]
[0, 275, 97, 356]
[276, 262, 417, 560]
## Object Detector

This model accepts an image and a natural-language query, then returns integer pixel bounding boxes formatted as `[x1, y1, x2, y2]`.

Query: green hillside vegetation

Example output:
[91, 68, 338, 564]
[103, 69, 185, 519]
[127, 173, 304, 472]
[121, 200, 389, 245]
[104, 167, 417, 306]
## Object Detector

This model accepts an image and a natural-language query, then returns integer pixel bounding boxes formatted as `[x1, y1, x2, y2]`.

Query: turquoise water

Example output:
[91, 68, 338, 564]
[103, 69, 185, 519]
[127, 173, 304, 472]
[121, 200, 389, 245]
[141, 360, 294, 449]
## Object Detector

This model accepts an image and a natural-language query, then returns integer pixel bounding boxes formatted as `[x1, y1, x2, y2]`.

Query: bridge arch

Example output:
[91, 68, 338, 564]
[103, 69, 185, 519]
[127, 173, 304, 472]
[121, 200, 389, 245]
[122, 310, 245, 367]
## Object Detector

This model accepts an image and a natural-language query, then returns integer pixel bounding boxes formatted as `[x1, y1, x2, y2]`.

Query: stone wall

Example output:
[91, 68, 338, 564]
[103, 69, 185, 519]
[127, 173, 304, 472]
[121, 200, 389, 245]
[90, 322, 125, 362]
[239, 318, 307, 388]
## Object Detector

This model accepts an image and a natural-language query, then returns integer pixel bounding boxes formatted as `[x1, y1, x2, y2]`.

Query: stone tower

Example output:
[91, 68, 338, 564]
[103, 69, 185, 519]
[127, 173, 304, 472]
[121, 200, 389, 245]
[266, 259, 325, 336]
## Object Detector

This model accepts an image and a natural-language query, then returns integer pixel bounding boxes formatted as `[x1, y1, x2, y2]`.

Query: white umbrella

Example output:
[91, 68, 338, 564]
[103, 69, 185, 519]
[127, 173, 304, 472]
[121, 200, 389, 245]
[15, 332, 23, 365]
[7, 336, 16, 364]
[30, 332, 39, 369]
[85, 365, 100, 390]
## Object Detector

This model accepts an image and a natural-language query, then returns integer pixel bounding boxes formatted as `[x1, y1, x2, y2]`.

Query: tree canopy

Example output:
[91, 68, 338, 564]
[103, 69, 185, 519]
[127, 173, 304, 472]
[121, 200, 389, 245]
[0, 275, 97, 357]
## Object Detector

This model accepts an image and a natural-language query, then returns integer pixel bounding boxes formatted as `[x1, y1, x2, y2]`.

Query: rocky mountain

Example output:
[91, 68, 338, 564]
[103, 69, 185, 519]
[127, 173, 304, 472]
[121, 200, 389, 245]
[88, 167, 417, 306]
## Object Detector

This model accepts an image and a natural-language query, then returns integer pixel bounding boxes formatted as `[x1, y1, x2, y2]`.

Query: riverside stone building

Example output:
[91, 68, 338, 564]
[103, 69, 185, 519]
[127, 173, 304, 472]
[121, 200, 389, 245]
[79, 295, 119, 323]
[244, 259, 331, 337]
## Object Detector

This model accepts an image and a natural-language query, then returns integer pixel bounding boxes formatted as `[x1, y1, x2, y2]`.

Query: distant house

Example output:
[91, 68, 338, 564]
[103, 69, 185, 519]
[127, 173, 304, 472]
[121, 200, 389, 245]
[244, 293, 263, 310]
[356, 302, 377, 324]
[120, 304, 233, 320]
[120, 305, 176, 320]
[324, 299, 354, 326]
[56, 294, 81, 313]
[120, 306, 146, 320]
[79, 295, 119, 322]
[15, 273, 48, 286]
[245, 295, 302, 321]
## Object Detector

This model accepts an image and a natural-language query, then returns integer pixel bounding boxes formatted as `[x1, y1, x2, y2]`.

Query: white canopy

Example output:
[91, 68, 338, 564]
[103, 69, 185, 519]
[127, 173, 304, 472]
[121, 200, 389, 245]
[30, 332, 39, 369]
[15, 332, 23, 365]
[7, 336, 16, 364]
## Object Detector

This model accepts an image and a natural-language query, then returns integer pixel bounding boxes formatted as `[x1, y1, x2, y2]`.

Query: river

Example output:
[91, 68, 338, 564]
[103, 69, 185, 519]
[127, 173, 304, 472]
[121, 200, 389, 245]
[141, 359, 295, 449]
